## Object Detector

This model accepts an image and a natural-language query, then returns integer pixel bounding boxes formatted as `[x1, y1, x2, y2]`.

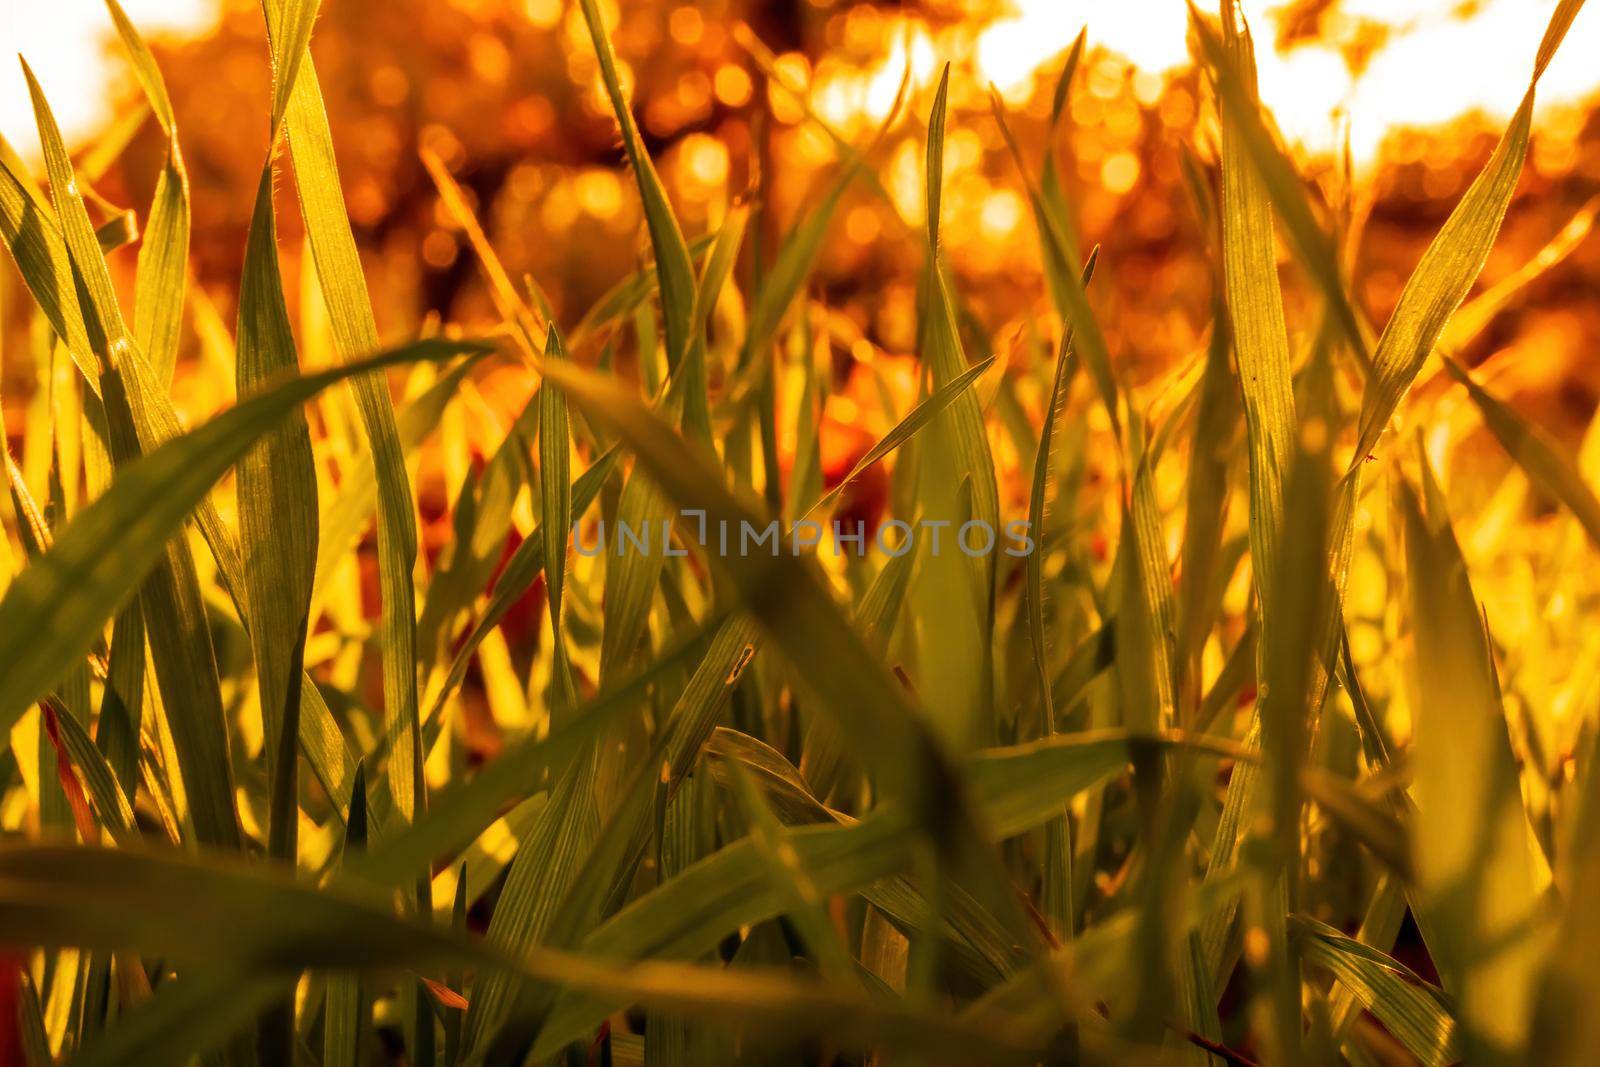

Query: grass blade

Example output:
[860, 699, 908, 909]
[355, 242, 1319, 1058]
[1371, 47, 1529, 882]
[0, 340, 489, 742]
[539, 324, 577, 719]
[576, 0, 695, 374]
[1350, 0, 1587, 469]
[235, 157, 320, 872]
[264, 0, 425, 831]
[1443, 356, 1600, 552]
[1399, 457, 1545, 1058]
[104, 0, 189, 386]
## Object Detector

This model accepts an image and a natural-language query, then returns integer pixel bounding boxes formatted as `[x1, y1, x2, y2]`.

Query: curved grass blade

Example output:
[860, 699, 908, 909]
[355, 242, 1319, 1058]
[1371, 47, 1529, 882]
[577, 0, 695, 374]
[1348, 0, 1587, 470]
[804, 354, 997, 521]
[1442, 356, 1600, 552]
[0, 339, 489, 742]
[40, 695, 137, 845]
[23, 58, 244, 850]
[0, 844, 1027, 1066]
[104, 0, 189, 386]
[1428, 193, 1600, 373]
[991, 90, 1119, 433]
[1294, 914, 1460, 1066]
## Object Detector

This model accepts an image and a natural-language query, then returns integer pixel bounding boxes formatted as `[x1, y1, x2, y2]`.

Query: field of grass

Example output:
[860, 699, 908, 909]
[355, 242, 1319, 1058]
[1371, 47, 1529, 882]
[1, 0, 1599, 1064]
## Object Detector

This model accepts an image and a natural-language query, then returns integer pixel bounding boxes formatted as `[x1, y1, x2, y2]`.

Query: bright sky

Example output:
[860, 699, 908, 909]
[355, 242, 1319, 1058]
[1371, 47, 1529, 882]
[0, 0, 213, 152]
[977, 0, 1600, 162]
[1, 1, 1596, 166]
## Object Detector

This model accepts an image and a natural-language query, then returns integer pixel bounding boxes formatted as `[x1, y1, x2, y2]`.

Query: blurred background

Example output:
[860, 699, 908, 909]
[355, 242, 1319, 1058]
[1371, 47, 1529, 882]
[4, 0, 1600, 481]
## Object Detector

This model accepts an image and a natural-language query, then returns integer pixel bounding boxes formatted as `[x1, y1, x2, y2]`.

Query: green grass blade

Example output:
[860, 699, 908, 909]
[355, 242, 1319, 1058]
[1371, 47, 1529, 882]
[43, 694, 137, 844]
[19, 60, 131, 365]
[235, 164, 320, 865]
[104, 0, 189, 386]
[682, 200, 747, 444]
[598, 460, 675, 683]
[1214, 0, 1296, 605]
[915, 69, 1002, 753]
[1176, 313, 1238, 721]
[313, 358, 476, 606]
[324, 766, 369, 1067]
[1399, 460, 1545, 1058]
[1295, 914, 1460, 1066]
[425, 448, 619, 725]
[806, 354, 996, 521]
[264, 0, 425, 827]
[1027, 251, 1096, 730]
[1428, 193, 1600, 376]
[0, 136, 98, 386]
[1350, 0, 1586, 469]
[740, 162, 860, 375]
[1189, 4, 1366, 363]
[463, 757, 598, 1053]
[1126, 449, 1178, 726]
[576, 0, 695, 374]
[1443, 356, 1600, 552]
[0, 339, 489, 742]
[263, 0, 323, 136]
[991, 91, 1120, 432]
[415, 391, 539, 670]
[539, 324, 577, 720]
[1037, 32, 1087, 285]
[23, 59, 242, 850]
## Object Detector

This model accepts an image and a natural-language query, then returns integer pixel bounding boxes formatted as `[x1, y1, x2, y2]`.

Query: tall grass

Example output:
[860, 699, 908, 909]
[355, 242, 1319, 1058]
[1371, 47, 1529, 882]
[0, 1, 1597, 1064]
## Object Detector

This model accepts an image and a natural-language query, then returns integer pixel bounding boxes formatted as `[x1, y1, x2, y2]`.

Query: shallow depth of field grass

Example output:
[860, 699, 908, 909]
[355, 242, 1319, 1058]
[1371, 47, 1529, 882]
[2, 0, 1600, 1064]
